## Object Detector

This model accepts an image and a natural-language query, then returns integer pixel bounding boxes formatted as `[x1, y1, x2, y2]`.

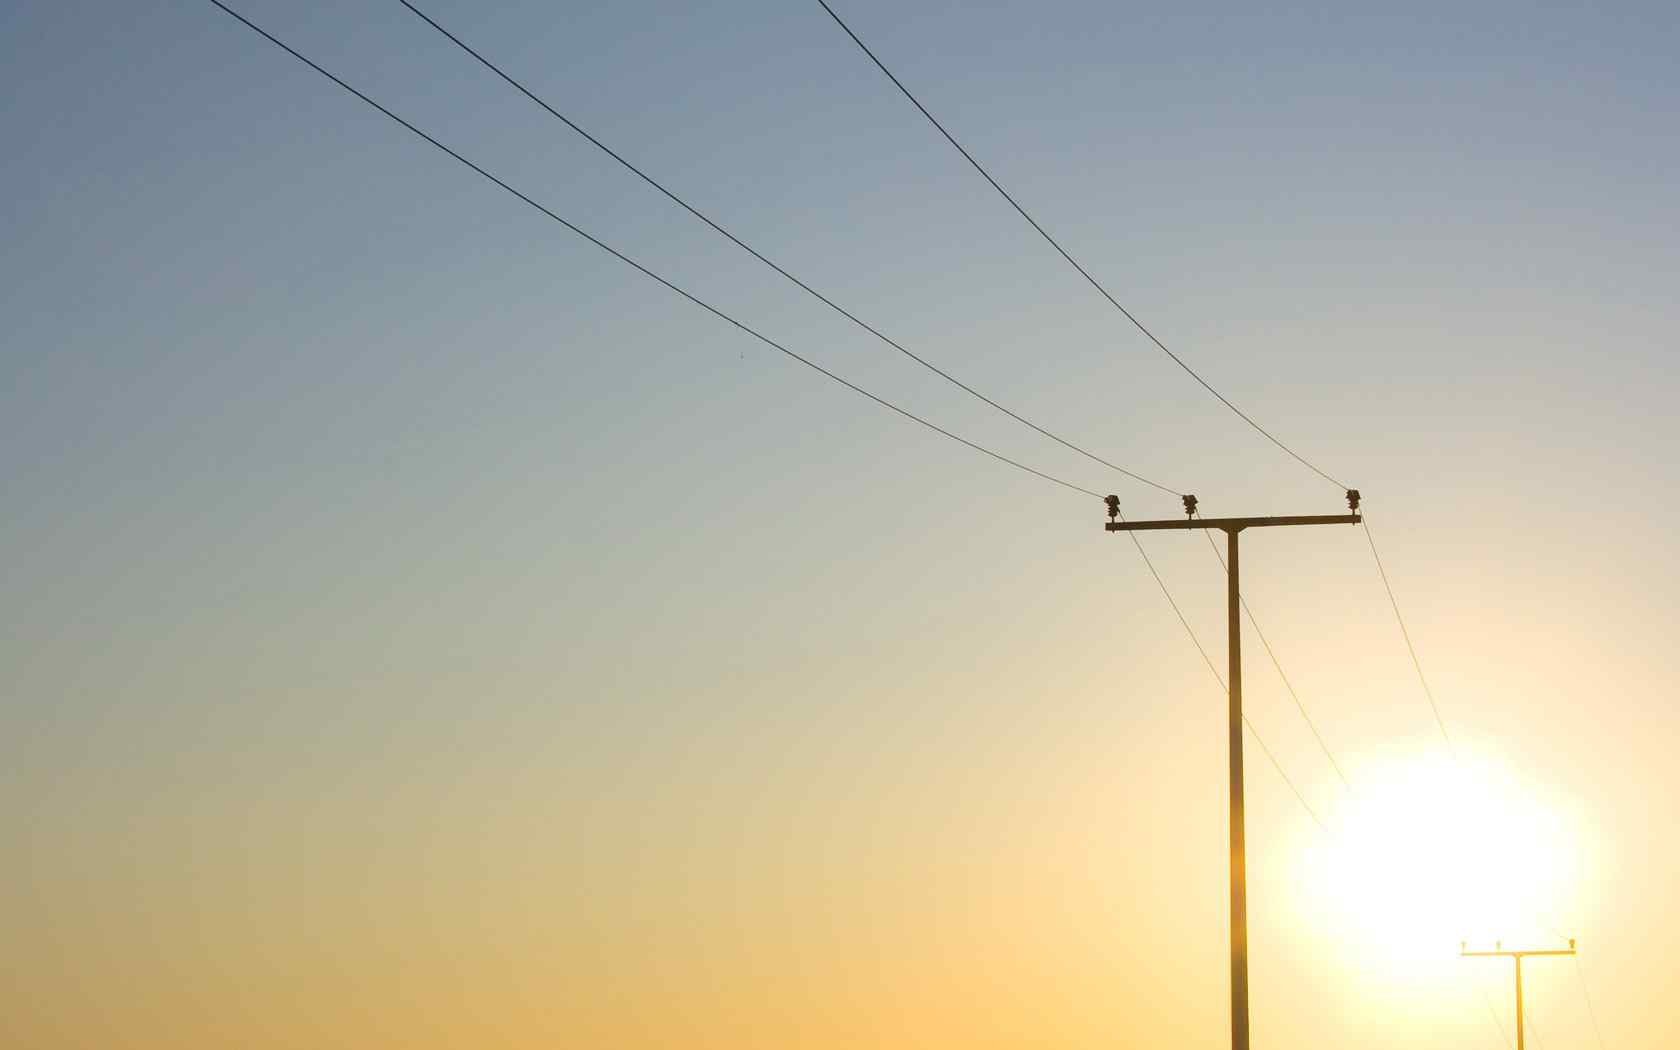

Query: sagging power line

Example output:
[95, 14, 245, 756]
[397, 0, 1181, 499]
[810, 2, 1480, 784]
[815, 0, 1349, 490]
[207, 0, 1104, 503]
[208, 0, 1344, 841]
[210, 6, 1607, 1049]
[218, 0, 1456, 909]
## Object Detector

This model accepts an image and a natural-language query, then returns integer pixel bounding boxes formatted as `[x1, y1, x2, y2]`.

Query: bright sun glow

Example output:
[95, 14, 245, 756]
[1302, 753, 1577, 979]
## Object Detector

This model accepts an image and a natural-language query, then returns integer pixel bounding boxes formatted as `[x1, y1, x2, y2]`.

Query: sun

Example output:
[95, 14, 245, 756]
[1300, 752, 1576, 979]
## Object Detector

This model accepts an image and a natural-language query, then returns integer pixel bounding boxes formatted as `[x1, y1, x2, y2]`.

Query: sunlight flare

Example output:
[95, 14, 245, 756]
[1303, 753, 1576, 978]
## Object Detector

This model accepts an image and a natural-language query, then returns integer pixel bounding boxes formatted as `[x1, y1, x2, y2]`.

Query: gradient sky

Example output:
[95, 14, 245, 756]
[4, 2, 1678, 1047]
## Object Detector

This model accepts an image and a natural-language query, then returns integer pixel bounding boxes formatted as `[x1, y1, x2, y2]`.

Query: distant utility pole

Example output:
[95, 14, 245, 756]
[1461, 939, 1577, 1050]
[1103, 490, 1362, 1050]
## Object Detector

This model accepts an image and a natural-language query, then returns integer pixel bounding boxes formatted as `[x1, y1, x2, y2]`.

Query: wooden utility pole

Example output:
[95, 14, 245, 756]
[1103, 490, 1362, 1050]
[1461, 940, 1577, 1050]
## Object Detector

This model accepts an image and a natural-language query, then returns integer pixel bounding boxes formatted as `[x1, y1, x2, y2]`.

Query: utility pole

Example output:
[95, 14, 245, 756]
[1103, 490, 1362, 1050]
[1461, 940, 1576, 1050]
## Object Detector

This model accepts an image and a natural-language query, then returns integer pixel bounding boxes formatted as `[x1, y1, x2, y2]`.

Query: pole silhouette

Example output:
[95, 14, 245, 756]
[1461, 940, 1576, 1050]
[1103, 490, 1362, 1050]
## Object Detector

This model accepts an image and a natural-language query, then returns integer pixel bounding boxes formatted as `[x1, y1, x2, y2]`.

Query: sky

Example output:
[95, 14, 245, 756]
[3, 1, 1678, 1047]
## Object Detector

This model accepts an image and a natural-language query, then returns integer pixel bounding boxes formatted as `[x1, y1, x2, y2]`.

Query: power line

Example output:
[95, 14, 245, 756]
[1113, 506, 1327, 831]
[1241, 709, 1326, 832]
[397, 0, 1181, 499]
[1361, 512, 1456, 756]
[1574, 954, 1609, 1050]
[229, 0, 1362, 917]
[814, 0, 1349, 491]
[213, 0, 1334, 843]
[1526, 994, 1549, 1050]
[207, 0, 1103, 504]
[1110, 501, 1521, 1050]
[813, 0, 1477, 858]
[1126, 506, 1510, 1048]
[207, 17, 1583, 1050]
[1362, 508, 1520, 1050]
[1541, 913, 1610, 1050]
[1471, 964, 1517, 1050]
[1195, 514, 1351, 791]
[809, 0, 1405, 813]
[399, 0, 1370, 809]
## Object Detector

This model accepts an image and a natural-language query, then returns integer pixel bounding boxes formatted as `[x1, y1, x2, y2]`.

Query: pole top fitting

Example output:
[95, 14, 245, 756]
[1105, 495, 1120, 521]
[1182, 494, 1198, 520]
[1346, 488, 1361, 513]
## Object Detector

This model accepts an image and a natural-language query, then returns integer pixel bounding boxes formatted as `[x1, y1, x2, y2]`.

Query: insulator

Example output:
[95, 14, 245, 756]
[1182, 494, 1198, 518]
[1346, 488, 1361, 512]
[1104, 495, 1120, 519]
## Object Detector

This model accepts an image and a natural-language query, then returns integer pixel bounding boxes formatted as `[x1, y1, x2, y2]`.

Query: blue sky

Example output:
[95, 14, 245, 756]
[3, 2, 1678, 1047]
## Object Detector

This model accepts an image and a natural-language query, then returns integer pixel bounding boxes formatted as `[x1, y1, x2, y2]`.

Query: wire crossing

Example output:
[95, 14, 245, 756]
[398, 0, 1180, 498]
[207, 0, 1104, 503]
[815, 0, 1349, 491]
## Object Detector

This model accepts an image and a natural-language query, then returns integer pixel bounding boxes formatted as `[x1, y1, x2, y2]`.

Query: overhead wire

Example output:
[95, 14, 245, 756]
[393, 0, 1375, 816]
[818, 4, 1596, 1042]
[399, 0, 1347, 834]
[1113, 507, 1328, 831]
[1136, 507, 1502, 1050]
[210, 14, 1503, 1018]
[211, 8, 1606, 1048]
[207, 0, 1340, 840]
[1361, 512, 1457, 757]
[206, 0, 1104, 504]
[1195, 512, 1352, 792]
[1361, 502, 1561, 1050]
[811, 0, 1479, 796]
[396, 0, 1181, 499]
[1464, 962, 1516, 1050]
[1367, 494, 1531, 1050]
[1470, 965, 1516, 1050]
[814, 0, 1349, 491]
[1543, 906, 1610, 1050]
[1526, 994, 1550, 1050]
[1131, 507, 1511, 1050]
[1574, 954, 1610, 1050]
